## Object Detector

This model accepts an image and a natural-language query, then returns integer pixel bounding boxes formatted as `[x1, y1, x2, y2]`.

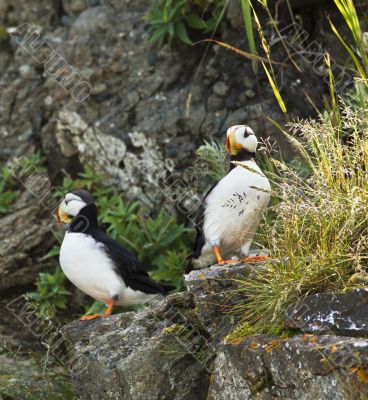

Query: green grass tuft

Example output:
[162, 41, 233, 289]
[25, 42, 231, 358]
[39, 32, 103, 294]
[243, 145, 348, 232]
[230, 100, 368, 337]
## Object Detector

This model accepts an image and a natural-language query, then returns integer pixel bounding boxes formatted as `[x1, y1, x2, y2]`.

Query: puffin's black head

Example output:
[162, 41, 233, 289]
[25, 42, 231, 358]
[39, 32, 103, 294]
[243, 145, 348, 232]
[56, 189, 95, 225]
[225, 125, 258, 156]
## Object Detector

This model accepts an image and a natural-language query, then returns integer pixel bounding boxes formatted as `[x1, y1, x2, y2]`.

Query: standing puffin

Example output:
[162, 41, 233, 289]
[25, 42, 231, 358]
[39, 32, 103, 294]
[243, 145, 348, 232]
[188, 125, 271, 271]
[56, 189, 173, 320]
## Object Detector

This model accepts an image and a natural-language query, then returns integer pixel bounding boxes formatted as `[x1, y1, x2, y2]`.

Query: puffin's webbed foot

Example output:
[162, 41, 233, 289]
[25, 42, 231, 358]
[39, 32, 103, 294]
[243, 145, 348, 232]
[212, 245, 239, 265]
[80, 313, 106, 321]
[241, 255, 270, 263]
[218, 259, 239, 265]
[80, 299, 116, 321]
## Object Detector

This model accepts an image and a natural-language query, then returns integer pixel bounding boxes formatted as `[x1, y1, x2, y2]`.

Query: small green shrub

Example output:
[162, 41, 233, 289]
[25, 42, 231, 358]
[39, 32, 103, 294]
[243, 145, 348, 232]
[0, 172, 19, 216]
[151, 250, 189, 289]
[102, 206, 193, 270]
[192, 139, 228, 181]
[145, 0, 227, 46]
[27, 267, 71, 319]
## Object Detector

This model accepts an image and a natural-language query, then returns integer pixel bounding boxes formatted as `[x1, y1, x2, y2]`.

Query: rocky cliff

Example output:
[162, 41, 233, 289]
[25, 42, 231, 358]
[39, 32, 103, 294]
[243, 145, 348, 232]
[0, 0, 339, 208]
[1, 0, 365, 398]
[63, 265, 368, 400]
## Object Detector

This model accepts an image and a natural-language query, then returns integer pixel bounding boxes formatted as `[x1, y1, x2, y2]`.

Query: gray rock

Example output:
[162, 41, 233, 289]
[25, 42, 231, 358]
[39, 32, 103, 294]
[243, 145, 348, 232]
[213, 81, 229, 97]
[91, 82, 107, 95]
[207, 94, 224, 112]
[185, 263, 263, 340]
[62, 262, 368, 400]
[225, 0, 244, 29]
[224, 95, 237, 110]
[243, 76, 255, 89]
[245, 89, 256, 98]
[285, 289, 368, 336]
[208, 334, 368, 399]
[0, 0, 320, 198]
[0, 351, 73, 399]
[0, 174, 55, 290]
[63, 294, 211, 400]
[18, 64, 34, 79]
[62, 0, 88, 16]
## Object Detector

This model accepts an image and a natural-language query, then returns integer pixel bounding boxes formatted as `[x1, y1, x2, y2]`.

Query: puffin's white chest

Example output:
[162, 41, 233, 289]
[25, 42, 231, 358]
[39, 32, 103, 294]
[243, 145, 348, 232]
[59, 232, 124, 303]
[203, 161, 271, 251]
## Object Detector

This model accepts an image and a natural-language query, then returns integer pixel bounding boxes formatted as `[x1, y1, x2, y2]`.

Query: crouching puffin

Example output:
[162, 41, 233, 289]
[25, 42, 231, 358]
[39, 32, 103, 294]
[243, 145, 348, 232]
[188, 125, 271, 271]
[56, 189, 173, 320]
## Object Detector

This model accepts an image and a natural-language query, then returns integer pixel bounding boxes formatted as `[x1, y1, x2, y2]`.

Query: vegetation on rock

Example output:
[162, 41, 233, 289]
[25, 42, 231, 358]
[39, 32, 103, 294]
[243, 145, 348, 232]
[145, 0, 227, 46]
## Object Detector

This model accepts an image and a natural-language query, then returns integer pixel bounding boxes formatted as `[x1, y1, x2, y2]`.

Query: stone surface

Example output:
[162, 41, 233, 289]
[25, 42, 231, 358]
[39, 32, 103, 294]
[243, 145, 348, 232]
[0, 350, 73, 398]
[63, 293, 211, 400]
[0, 0, 338, 199]
[0, 174, 55, 290]
[208, 334, 368, 400]
[285, 289, 368, 336]
[185, 263, 265, 339]
[62, 262, 368, 400]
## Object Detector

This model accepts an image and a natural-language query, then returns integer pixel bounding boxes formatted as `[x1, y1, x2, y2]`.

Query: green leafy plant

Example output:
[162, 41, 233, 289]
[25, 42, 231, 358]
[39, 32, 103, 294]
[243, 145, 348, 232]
[27, 268, 71, 319]
[145, 0, 192, 46]
[192, 139, 228, 181]
[151, 250, 189, 289]
[106, 208, 193, 269]
[0, 172, 19, 216]
[145, 0, 227, 46]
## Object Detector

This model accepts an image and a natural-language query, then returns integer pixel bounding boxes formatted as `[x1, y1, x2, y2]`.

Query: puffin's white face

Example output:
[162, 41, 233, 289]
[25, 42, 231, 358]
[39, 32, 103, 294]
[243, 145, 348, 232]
[57, 193, 87, 225]
[225, 125, 258, 156]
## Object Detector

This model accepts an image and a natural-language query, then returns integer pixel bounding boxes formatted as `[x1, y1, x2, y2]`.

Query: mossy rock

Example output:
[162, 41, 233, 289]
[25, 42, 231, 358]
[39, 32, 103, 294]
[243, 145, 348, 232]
[0, 26, 8, 42]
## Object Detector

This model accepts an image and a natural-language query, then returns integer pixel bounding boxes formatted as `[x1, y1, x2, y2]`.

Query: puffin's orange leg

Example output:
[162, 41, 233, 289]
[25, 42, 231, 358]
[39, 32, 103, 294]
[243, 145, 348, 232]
[80, 299, 116, 321]
[241, 255, 270, 263]
[213, 245, 239, 265]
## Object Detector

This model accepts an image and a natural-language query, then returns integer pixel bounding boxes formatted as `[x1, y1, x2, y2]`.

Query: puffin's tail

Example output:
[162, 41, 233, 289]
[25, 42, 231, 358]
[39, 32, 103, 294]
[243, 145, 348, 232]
[159, 282, 176, 294]
[184, 250, 196, 274]
[184, 261, 194, 274]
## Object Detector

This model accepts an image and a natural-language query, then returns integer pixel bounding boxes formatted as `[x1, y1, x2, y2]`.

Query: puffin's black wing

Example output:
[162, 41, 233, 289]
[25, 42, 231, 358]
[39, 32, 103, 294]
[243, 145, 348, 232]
[186, 182, 218, 273]
[73, 204, 172, 294]
[92, 228, 172, 295]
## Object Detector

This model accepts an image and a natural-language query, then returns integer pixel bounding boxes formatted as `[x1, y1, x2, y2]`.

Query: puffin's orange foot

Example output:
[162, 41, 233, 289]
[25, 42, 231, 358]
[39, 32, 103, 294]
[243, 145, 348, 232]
[79, 313, 106, 321]
[218, 259, 240, 265]
[241, 256, 270, 263]
[80, 299, 116, 321]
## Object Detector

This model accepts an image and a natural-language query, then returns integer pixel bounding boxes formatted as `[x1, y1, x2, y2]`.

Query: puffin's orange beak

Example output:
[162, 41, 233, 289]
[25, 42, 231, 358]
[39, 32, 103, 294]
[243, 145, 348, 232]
[225, 131, 239, 155]
[56, 202, 73, 224]
[225, 135, 231, 153]
[56, 207, 61, 224]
